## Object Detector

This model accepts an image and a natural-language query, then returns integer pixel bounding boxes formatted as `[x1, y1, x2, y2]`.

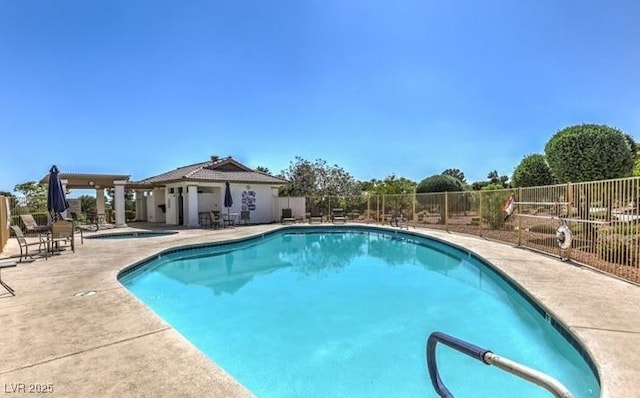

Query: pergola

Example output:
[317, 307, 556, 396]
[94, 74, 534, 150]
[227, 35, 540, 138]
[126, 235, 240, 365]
[40, 172, 133, 228]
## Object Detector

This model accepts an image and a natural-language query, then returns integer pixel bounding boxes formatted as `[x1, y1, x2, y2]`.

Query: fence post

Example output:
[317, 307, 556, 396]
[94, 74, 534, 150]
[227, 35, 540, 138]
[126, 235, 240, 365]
[479, 191, 483, 237]
[413, 191, 416, 224]
[517, 187, 522, 246]
[444, 192, 449, 232]
[566, 182, 573, 261]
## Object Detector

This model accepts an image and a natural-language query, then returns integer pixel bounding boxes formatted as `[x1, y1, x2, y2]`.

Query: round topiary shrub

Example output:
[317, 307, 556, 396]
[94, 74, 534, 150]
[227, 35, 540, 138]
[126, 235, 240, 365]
[544, 124, 635, 183]
[512, 154, 556, 187]
[417, 174, 464, 193]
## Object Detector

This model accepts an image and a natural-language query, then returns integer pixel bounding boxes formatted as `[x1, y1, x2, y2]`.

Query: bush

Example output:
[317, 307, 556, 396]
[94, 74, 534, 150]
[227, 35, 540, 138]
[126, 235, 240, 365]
[481, 190, 509, 230]
[528, 224, 557, 234]
[606, 223, 639, 236]
[417, 175, 465, 193]
[545, 124, 635, 183]
[512, 154, 556, 187]
[597, 234, 639, 266]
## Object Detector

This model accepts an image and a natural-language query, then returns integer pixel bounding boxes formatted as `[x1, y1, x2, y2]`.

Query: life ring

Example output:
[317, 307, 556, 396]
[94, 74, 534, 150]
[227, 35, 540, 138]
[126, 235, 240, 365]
[556, 224, 572, 250]
[503, 195, 515, 219]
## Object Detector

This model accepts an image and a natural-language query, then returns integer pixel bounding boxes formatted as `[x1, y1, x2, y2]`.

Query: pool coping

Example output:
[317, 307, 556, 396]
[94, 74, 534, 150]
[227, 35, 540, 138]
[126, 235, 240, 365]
[1, 222, 638, 397]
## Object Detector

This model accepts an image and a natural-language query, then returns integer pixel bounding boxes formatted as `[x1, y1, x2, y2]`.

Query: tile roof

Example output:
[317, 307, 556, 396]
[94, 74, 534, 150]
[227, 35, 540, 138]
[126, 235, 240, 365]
[134, 157, 287, 185]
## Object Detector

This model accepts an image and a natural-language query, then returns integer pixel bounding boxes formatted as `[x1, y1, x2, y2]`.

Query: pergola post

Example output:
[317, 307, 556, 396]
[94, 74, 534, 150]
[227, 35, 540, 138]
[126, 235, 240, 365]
[114, 180, 127, 228]
[96, 188, 106, 218]
[187, 185, 199, 227]
[135, 190, 147, 222]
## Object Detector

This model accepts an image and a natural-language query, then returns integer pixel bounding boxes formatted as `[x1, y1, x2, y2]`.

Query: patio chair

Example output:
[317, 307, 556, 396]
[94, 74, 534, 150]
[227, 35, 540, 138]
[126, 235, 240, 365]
[390, 213, 409, 229]
[331, 208, 347, 224]
[210, 211, 222, 229]
[50, 220, 75, 253]
[222, 213, 236, 227]
[281, 208, 296, 224]
[10, 225, 48, 262]
[309, 208, 323, 224]
[19, 214, 50, 235]
[239, 210, 250, 225]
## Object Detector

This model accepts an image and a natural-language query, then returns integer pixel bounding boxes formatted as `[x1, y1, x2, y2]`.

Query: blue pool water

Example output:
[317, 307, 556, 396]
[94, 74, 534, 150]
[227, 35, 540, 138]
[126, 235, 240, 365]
[120, 227, 600, 398]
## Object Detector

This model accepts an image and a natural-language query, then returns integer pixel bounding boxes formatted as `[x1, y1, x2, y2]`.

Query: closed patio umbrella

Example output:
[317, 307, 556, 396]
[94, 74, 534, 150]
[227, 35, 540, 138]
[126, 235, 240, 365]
[224, 181, 233, 225]
[47, 165, 69, 222]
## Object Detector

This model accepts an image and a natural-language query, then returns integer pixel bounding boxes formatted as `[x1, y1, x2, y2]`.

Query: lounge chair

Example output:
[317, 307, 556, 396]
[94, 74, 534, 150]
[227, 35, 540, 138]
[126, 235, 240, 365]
[84, 212, 108, 231]
[10, 225, 48, 261]
[331, 208, 347, 224]
[309, 208, 323, 224]
[239, 210, 250, 225]
[68, 212, 85, 244]
[281, 208, 296, 224]
[19, 214, 50, 235]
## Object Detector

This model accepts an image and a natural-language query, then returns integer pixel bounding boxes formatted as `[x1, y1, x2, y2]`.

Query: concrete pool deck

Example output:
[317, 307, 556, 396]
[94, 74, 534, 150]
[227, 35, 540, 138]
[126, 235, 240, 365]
[0, 223, 638, 397]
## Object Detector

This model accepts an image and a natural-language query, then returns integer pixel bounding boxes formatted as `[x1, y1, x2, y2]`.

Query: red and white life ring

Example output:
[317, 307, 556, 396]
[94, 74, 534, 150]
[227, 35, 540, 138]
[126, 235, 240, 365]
[556, 223, 572, 250]
[503, 195, 515, 219]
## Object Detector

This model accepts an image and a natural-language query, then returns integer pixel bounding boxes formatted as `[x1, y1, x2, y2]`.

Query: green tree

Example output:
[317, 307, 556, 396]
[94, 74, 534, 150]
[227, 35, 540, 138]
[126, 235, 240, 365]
[470, 170, 509, 190]
[487, 170, 500, 184]
[361, 175, 416, 195]
[0, 191, 14, 197]
[79, 195, 97, 216]
[357, 179, 381, 193]
[634, 150, 640, 177]
[416, 174, 464, 193]
[470, 181, 490, 190]
[442, 168, 466, 184]
[512, 154, 556, 187]
[254, 166, 271, 175]
[279, 157, 358, 197]
[487, 170, 510, 187]
[373, 175, 417, 217]
[106, 188, 135, 207]
[14, 181, 46, 211]
[544, 124, 635, 183]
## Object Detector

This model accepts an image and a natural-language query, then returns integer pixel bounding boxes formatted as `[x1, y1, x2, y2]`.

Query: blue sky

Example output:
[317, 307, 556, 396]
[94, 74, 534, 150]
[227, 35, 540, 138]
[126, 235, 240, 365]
[1, 0, 639, 194]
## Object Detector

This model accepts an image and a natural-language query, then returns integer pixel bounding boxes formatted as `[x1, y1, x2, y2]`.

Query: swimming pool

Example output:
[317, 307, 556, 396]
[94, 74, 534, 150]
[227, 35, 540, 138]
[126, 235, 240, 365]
[119, 226, 600, 397]
[85, 230, 177, 239]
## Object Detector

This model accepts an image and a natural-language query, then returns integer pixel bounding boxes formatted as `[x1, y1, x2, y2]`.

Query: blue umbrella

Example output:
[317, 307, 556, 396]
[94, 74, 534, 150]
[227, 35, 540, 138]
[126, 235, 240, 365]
[47, 165, 69, 221]
[224, 181, 233, 224]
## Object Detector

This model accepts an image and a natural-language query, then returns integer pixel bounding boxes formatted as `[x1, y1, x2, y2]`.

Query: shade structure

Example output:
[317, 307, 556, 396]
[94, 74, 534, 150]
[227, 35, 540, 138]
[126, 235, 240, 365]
[224, 181, 233, 220]
[47, 165, 69, 221]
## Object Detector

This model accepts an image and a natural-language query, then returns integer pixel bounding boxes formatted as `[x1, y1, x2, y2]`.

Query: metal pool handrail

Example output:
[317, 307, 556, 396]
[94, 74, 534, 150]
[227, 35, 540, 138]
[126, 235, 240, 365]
[426, 331, 573, 398]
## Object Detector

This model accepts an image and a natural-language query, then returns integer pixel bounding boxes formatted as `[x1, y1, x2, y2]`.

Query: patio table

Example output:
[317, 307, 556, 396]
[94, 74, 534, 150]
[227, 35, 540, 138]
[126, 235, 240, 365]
[222, 213, 239, 227]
